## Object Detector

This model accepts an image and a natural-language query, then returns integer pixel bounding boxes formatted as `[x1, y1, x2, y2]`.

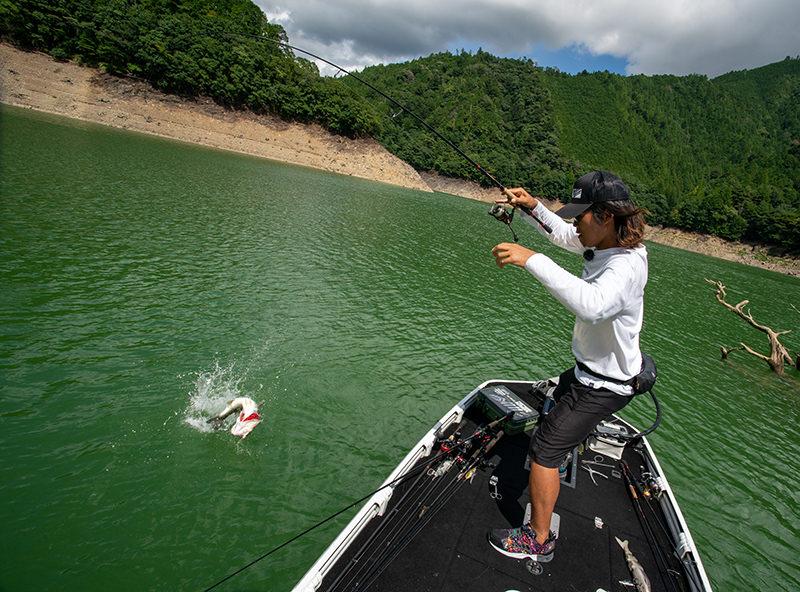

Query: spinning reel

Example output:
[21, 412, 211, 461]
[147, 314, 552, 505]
[488, 203, 520, 242]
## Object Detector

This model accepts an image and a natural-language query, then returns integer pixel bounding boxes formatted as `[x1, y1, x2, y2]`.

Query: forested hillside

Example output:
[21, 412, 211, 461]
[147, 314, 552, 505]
[1, 0, 798, 251]
[542, 61, 800, 248]
[351, 54, 800, 251]
[340, 52, 574, 199]
[0, 0, 380, 136]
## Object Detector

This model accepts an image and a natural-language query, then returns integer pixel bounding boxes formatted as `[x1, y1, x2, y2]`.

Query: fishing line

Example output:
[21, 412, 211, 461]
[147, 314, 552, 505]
[202, 413, 504, 590]
[201, 431, 471, 590]
[202, 455, 437, 591]
[349, 429, 505, 592]
[187, 30, 552, 236]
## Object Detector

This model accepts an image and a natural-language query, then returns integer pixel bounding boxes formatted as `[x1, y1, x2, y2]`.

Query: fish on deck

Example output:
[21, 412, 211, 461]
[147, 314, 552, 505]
[616, 536, 652, 592]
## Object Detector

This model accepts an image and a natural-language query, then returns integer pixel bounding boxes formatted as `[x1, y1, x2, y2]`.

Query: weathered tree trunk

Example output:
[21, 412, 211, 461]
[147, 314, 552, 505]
[705, 279, 797, 375]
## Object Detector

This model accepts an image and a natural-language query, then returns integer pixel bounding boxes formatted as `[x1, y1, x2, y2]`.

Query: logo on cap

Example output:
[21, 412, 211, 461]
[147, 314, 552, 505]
[571, 188, 582, 200]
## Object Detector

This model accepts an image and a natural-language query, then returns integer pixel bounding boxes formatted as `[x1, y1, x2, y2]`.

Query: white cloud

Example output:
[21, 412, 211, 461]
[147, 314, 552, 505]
[254, 1, 800, 76]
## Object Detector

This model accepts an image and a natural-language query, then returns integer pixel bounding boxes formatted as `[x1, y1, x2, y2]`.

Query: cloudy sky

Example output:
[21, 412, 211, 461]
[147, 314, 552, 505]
[255, 0, 799, 78]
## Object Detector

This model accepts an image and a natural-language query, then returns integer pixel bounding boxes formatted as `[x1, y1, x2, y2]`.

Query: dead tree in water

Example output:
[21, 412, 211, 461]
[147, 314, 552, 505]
[705, 278, 798, 375]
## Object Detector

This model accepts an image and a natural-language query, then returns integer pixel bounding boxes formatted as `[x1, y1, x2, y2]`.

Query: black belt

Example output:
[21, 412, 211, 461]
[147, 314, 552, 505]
[575, 359, 636, 386]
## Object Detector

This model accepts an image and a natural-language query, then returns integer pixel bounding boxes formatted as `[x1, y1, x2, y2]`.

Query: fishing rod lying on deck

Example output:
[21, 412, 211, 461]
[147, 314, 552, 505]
[189, 31, 552, 240]
[337, 420, 507, 592]
[202, 414, 508, 591]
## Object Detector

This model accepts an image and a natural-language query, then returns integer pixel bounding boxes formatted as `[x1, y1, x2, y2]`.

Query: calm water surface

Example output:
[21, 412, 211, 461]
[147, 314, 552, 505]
[1, 105, 799, 591]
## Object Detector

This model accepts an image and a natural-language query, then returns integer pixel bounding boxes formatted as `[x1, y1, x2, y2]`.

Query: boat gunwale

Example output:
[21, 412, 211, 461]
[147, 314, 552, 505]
[291, 379, 713, 592]
[291, 385, 477, 592]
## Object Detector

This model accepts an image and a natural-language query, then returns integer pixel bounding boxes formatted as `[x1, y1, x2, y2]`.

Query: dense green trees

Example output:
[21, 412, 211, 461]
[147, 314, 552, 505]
[544, 62, 800, 250]
[0, 0, 380, 137]
[1, 0, 797, 251]
[343, 50, 574, 195]
[353, 55, 800, 251]
[341, 51, 575, 196]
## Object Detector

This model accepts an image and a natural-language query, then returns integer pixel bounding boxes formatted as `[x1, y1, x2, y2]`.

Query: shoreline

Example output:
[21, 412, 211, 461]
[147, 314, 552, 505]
[2, 42, 797, 277]
[0, 43, 431, 192]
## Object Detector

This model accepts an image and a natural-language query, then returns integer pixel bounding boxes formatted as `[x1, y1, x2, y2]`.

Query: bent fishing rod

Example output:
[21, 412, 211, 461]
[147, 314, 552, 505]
[189, 30, 552, 238]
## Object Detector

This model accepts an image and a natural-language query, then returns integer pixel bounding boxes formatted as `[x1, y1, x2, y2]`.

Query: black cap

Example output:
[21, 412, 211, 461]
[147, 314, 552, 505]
[555, 170, 630, 219]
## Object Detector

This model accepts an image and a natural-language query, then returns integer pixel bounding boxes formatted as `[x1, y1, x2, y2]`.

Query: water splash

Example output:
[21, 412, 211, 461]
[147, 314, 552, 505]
[182, 361, 248, 433]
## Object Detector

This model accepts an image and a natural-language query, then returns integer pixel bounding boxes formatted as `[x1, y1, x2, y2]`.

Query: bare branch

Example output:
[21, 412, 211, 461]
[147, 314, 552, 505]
[720, 345, 744, 359]
[739, 342, 770, 363]
[706, 278, 797, 374]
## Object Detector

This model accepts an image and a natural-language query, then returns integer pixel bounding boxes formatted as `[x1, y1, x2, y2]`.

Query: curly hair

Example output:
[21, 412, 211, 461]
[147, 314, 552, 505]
[590, 200, 648, 248]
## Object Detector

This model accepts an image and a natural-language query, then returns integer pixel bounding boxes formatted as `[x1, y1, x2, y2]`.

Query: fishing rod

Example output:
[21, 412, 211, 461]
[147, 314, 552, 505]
[201, 449, 443, 591]
[620, 462, 682, 592]
[325, 416, 507, 591]
[203, 414, 507, 591]
[192, 30, 552, 239]
[348, 425, 506, 592]
[337, 451, 464, 591]
[323, 421, 472, 591]
[628, 458, 705, 592]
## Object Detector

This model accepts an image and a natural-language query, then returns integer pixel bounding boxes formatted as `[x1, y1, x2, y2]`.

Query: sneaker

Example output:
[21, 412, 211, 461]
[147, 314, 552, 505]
[487, 524, 556, 560]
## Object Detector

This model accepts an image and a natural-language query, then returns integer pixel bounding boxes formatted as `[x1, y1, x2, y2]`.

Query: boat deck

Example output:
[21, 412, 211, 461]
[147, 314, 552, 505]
[315, 381, 699, 592]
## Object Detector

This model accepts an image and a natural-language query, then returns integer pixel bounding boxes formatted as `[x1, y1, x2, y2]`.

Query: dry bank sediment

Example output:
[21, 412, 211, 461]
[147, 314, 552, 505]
[0, 43, 430, 192]
[2, 43, 797, 277]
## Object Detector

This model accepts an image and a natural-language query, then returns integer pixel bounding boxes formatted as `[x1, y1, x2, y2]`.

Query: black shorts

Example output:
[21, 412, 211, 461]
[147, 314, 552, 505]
[528, 368, 632, 469]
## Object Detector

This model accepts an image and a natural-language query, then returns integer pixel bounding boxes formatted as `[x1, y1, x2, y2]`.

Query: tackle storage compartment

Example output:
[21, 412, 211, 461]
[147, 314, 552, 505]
[476, 384, 539, 435]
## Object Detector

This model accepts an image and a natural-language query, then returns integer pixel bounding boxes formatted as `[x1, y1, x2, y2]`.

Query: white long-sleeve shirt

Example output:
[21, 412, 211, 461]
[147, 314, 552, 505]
[521, 202, 648, 395]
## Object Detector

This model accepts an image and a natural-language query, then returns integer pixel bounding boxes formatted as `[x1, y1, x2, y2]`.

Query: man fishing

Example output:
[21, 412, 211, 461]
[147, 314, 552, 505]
[206, 397, 262, 439]
[487, 170, 649, 562]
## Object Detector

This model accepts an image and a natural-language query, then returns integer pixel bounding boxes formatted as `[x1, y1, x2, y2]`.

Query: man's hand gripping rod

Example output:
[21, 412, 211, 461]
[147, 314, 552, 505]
[501, 188, 553, 233]
[490, 188, 553, 242]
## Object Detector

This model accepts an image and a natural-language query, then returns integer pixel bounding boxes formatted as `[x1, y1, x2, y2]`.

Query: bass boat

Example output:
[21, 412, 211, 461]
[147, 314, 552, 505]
[292, 378, 713, 592]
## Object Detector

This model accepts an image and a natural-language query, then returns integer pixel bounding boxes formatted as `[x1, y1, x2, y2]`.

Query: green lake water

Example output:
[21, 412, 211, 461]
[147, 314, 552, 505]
[1, 104, 799, 591]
